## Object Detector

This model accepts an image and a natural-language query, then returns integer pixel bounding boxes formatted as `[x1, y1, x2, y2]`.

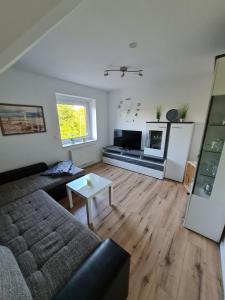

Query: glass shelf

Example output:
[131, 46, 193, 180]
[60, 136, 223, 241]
[194, 184, 211, 198]
[209, 124, 225, 127]
[193, 95, 225, 199]
[199, 173, 215, 179]
[202, 149, 222, 154]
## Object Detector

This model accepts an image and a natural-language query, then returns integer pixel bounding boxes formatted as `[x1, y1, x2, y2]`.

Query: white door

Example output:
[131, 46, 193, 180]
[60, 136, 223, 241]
[165, 123, 194, 182]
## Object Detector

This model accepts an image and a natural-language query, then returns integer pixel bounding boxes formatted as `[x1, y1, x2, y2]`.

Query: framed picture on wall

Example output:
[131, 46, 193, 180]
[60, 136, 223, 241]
[0, 103, 46, 136]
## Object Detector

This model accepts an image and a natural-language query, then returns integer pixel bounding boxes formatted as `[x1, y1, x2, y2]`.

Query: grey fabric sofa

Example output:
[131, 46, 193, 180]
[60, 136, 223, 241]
[0, 163, 130, 300]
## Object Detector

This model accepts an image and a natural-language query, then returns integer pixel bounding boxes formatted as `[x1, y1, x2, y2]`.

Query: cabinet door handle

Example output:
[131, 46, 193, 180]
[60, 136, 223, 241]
[158, 126, 166, 128]
[172, 126, 182, 129]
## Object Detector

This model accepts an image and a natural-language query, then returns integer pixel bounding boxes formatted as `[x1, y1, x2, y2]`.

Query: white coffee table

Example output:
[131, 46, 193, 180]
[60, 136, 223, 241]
[66, 173, 113, 225]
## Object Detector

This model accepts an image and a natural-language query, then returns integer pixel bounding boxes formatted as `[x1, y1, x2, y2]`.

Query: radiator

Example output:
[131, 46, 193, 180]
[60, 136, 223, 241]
[69, 143, 98, 167]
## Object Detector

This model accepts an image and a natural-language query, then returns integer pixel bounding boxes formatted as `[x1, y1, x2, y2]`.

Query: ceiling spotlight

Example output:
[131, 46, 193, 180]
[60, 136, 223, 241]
[104, 66, 143, 78]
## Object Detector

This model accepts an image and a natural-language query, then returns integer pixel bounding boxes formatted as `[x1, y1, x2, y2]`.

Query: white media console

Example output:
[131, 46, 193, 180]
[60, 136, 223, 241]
[102, 146, 166, 179]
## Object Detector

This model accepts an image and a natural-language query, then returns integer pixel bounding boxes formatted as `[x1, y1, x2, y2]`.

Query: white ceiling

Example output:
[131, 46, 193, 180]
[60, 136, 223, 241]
[0, 0, 61, 53]
[14, 0, 225, 91]
[0, 0, 82, 74]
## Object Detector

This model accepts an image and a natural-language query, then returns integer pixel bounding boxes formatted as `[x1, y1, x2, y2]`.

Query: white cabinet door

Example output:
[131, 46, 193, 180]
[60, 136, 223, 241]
[165, 123, 194, 182]
[184, 194, 224, 242]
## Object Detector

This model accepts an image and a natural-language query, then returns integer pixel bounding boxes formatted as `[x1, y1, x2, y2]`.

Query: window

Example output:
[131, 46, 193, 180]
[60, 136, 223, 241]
[56, 93, 97, 147]
[57, 103, 88, 140]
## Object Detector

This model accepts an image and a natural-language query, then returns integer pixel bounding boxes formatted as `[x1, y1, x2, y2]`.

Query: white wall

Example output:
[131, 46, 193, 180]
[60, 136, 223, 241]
[0, 68, 108, 172]
[108, 72, 213, 161]
[0, 0, 82, 73]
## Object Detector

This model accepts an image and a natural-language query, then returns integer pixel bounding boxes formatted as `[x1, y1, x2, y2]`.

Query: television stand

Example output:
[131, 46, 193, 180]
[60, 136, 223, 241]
[102, 146, 166, 179]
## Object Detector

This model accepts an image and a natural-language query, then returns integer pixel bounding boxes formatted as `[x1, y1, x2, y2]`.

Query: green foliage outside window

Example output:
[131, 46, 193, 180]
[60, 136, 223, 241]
[57, 104, 87, 140]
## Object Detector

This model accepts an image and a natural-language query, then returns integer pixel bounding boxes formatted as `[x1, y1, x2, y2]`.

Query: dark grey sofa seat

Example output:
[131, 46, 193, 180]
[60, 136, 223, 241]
[0, 165, 84, 207]
[0, 190, 101, 300]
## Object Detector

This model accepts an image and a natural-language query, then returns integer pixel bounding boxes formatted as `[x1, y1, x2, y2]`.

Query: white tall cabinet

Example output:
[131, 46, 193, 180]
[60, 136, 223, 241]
[165, 123, 194, 182]
[184, 55, 225, 242]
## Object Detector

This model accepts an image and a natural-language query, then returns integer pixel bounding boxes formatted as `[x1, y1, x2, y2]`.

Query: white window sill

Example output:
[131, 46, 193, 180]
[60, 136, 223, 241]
[62, 139, 97, 149]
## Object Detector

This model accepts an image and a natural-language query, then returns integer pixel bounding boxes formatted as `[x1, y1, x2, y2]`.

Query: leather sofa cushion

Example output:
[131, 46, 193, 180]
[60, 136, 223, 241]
[0, 245, 33, 300]
[0, 190, 100, 300]
[53, 239, 130, 300]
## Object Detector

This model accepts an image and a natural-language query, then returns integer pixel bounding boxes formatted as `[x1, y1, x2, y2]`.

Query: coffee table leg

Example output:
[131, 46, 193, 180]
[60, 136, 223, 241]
[109, 185, 113, 206]
[67, 187, 73, 209]
[86, 198, 93, 225]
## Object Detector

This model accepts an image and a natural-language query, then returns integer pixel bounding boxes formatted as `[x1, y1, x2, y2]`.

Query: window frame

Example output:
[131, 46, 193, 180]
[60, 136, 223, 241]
[55, 93, 96, 147]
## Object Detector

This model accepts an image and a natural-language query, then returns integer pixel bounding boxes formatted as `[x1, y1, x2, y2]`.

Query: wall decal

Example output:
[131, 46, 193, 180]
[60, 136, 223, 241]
[117, 98, 142, 123]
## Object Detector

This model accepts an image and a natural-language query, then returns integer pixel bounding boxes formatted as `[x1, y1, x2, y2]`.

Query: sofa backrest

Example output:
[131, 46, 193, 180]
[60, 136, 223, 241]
[0, 163, 48, 185]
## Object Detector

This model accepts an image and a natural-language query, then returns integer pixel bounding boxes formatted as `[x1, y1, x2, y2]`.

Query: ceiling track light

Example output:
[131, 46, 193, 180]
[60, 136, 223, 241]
[104, 66, 143, 78]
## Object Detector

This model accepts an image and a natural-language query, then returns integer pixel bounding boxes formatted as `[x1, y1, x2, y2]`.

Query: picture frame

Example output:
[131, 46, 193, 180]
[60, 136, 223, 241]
[0, 103, 46, 136]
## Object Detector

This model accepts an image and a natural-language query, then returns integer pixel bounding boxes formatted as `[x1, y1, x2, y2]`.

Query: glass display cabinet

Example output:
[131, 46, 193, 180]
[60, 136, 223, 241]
[193, 95, 225, 198]
[184, 55, 225, 242]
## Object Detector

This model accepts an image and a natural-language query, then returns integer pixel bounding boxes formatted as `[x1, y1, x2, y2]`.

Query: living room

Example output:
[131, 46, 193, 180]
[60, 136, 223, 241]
[0, 0, 225, 300]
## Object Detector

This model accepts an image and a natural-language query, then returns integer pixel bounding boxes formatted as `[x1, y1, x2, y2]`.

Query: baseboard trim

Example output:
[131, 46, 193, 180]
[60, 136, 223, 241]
[220, 239, 225, 300]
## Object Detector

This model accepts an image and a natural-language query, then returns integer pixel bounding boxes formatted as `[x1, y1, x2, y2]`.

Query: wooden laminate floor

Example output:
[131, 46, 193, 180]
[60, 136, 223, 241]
[59, 163, 223, 300]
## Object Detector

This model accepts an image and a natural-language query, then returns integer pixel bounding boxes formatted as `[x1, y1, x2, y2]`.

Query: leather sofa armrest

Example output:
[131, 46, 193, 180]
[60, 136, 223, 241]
[53, 239, 130, 300]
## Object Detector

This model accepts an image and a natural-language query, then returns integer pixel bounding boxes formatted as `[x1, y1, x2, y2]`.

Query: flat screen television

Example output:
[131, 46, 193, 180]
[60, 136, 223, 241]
[114, 129, 142, 150]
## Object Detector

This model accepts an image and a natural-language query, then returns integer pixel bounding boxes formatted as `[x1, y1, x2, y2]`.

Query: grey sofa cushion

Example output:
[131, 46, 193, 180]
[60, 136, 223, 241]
[0, 245, 33, 300]
[0, 190, 101, 300]
[0, 166, 84, 207]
